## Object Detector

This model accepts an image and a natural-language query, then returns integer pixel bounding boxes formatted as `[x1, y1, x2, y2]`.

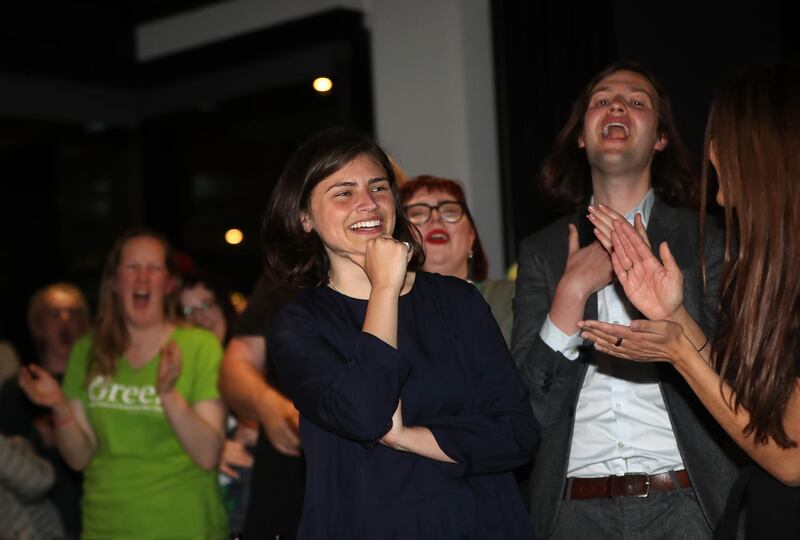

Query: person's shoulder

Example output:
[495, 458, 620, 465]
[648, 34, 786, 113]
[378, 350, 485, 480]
[173, 326, 222, 354]
[415, 271, 474, 296]
[481, 278, 515, 298]
[68, 333, 94, 365]
[271, 286, 328, 328]
[414, 272, 486, 311]
[654, 199, 697, 222]
[64, 333, 94, 386]
[277, 286, 323, 312]
[653, 199, 724, 240]
[174, 325, 217, 343]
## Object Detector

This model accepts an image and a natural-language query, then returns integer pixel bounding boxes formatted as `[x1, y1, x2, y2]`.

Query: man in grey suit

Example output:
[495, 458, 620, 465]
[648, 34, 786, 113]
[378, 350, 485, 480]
[512, 62, 741, 539]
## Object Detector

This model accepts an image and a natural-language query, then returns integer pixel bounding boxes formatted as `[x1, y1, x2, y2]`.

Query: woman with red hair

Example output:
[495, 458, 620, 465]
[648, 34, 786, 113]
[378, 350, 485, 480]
[399, 175, 515, 345]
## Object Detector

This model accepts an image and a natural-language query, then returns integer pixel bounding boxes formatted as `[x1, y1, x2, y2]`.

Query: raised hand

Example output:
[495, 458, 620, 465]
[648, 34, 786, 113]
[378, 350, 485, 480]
[156, 341, 183, 395]
[19, 364, 66, 408]
[363, 235, 410, 293]
[561, 224, 614, 299]
[548, 224, 614, 335]
[609, 218, 684, 320]
[588, 204, 651, 253]
[577, 319, 686, 364]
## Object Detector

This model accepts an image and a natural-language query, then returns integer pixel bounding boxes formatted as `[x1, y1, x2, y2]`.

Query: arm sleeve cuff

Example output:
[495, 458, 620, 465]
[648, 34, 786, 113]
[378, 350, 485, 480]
[539, 315, 582, 360]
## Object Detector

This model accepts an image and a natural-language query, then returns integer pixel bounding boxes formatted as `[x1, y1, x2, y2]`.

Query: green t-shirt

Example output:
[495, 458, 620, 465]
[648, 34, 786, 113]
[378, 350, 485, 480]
[63, 326, 228, 540]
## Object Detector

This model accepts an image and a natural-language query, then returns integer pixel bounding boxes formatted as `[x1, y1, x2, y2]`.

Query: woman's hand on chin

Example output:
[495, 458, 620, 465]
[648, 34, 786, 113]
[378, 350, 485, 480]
[363, 235, 410, 293]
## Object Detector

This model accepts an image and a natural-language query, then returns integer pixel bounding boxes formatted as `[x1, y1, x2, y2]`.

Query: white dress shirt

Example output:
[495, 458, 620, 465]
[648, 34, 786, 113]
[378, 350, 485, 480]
[539, 189, 685, 477]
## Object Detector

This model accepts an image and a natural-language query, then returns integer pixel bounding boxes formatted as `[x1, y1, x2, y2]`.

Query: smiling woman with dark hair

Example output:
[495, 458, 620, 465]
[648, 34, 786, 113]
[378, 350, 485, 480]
[262, 127, 539, 538]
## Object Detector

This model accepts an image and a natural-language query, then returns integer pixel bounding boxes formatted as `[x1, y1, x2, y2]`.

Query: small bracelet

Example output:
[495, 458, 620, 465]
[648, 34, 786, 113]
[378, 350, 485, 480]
[696, 337, 709, 353]
[52, 413, 74, 428]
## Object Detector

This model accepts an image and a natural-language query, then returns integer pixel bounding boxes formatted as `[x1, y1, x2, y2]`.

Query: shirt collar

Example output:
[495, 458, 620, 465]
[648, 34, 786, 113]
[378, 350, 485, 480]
[628, 189, 655, 228]
[590, 189, 655, 228]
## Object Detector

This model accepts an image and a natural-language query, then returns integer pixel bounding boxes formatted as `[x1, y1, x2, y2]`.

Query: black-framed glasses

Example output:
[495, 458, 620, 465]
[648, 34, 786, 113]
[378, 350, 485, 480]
[403, 201, 465, 225]
[181, 301, 217, 318]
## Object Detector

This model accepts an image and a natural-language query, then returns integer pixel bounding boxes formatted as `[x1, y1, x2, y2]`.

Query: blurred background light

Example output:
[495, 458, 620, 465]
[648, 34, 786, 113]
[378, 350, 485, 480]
[313, 76, 333, 93]
[225, 228, 243, 245]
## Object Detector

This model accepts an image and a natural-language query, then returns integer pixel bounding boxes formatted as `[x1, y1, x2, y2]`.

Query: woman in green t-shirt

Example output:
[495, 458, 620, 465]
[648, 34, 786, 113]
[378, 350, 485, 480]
[19, 228, 228, 539]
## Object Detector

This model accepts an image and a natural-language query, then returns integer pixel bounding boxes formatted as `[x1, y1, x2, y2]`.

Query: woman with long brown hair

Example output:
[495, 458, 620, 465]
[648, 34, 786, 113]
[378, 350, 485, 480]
[19, 228, 228, 539]
[577, 62, 800, 537]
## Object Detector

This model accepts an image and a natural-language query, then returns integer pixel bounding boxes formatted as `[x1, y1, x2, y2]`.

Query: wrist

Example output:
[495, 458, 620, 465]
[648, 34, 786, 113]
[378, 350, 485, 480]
[554, 278, 590, 307]
[665, 304, 687, 324]
[550, 281, 589, 335]
[52, 401, 73, 426]
[257, 386, 279, 421]
[158, 388, 183, 405]
[369, 284, 403, 299]
[383, 424, 408, 450]
[670, 332, 698, 372]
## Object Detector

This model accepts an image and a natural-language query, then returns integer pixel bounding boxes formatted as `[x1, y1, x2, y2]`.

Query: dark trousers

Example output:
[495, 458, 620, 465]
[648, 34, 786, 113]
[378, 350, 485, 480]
[244, 432, 305, 540]
[547, 487, 710, 540]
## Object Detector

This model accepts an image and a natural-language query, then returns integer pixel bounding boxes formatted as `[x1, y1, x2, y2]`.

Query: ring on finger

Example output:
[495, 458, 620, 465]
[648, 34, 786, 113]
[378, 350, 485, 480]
[615, 337, 623, 347]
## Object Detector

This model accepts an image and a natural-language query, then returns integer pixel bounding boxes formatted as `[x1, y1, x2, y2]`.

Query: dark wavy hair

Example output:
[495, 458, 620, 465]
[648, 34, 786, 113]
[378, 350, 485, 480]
[398, 175, 488, 282]
[179, 269, 237, 345]
[539, 61, 696, 210]
[262, 127, 425, 290]
[700, 62, 800, 448]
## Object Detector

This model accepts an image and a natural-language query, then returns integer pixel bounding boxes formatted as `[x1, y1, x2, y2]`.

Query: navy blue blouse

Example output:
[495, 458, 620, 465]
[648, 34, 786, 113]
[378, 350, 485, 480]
[270, 272, 539, 539]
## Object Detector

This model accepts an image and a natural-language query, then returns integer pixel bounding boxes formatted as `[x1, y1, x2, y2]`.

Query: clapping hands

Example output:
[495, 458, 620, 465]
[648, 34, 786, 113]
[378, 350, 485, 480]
[19, 364, 66, 408]
[588, 204, 684, 320]
[156, 341, 182, 395]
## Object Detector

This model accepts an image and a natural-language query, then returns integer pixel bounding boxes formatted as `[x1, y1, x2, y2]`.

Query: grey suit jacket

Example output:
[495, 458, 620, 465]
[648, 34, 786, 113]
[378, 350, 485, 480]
[512, 198, 742, 538]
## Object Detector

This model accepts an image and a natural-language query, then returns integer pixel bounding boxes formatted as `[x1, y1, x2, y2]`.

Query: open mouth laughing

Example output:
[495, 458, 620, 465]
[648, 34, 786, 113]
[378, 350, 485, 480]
[348, 219, 383, 233]
[132, 289, 151, 308]
[602, 120, 631, 139]
[425, 228, 450, 245]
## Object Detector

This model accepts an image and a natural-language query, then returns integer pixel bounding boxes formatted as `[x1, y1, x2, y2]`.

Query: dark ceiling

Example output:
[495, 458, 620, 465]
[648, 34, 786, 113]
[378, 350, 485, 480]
[0, 1, 223, 85]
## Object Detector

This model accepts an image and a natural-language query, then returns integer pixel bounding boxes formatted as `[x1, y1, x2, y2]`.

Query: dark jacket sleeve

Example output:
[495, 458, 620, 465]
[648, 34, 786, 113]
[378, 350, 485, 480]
[426, 283, 540, 478]
[511, 233, 586, 429]
[270, 297, 412, 443]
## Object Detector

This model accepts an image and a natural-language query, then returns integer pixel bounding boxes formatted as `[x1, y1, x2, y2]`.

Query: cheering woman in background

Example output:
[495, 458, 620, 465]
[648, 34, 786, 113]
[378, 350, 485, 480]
[20, 229, 228, 539]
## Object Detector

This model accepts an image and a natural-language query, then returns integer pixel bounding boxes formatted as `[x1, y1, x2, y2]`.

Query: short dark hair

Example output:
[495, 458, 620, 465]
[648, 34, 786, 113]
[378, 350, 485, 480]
[539, 61, 696, 210]
[179, 269, 237, 345]
[262, 127, 425, 290]
[399, 175, 488, 282]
